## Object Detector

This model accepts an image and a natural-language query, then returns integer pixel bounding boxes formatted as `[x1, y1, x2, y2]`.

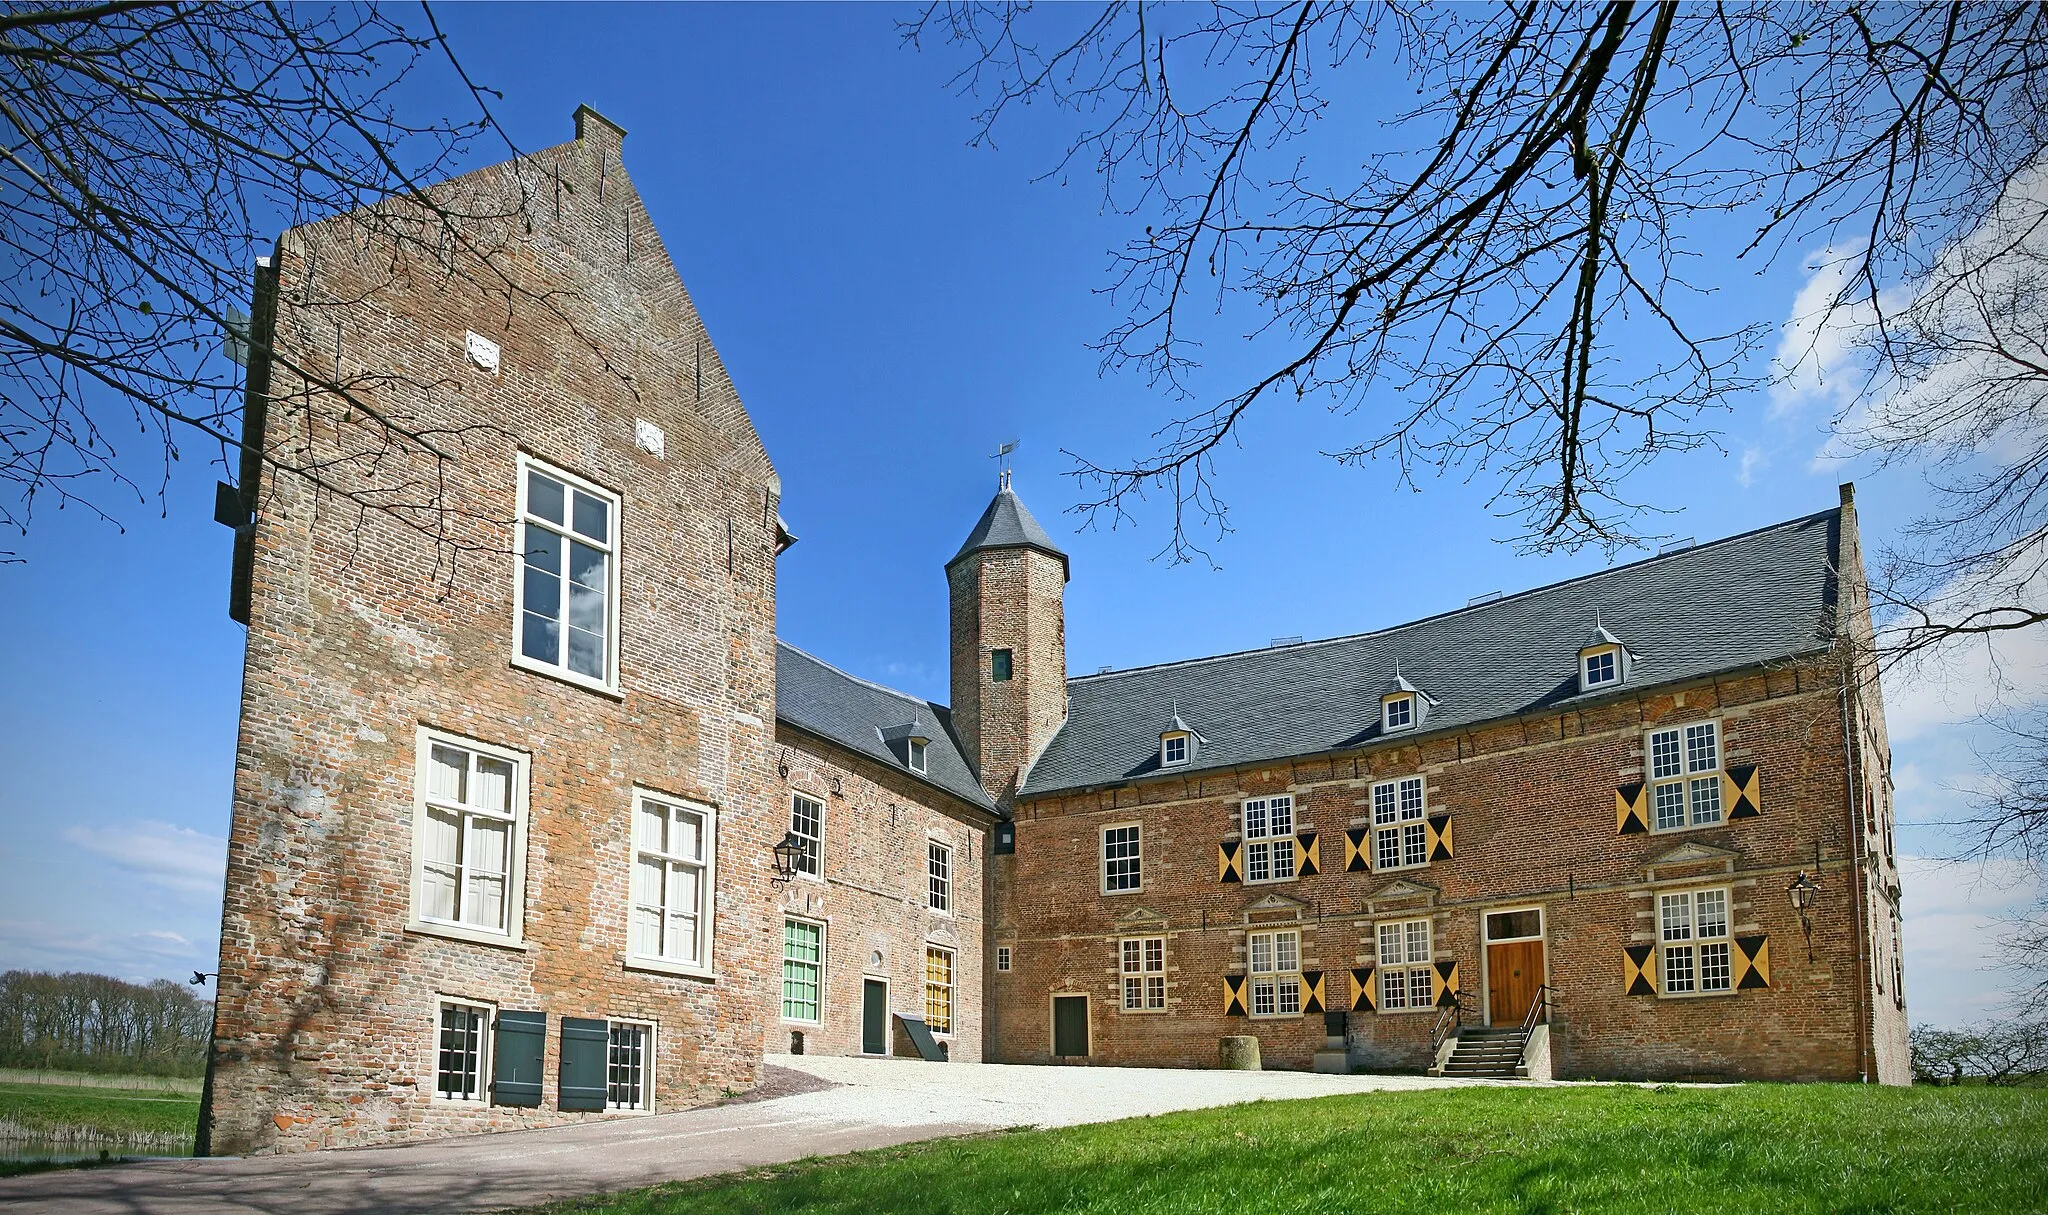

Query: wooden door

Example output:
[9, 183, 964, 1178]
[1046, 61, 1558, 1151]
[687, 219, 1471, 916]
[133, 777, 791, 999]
[862, 979, 888, 1055]
[1488, 940, 1543, 1025]
[1052, 995, 1090, 1057]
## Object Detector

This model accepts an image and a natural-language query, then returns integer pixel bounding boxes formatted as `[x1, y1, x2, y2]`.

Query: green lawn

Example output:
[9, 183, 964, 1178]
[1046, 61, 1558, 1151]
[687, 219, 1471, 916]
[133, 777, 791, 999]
[524, 1084, 2048, 1215]
[0, 1080, 200, 1140]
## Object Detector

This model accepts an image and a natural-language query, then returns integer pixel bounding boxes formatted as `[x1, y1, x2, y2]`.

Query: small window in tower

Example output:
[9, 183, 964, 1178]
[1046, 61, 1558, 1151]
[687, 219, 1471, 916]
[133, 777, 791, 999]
[909, 738, 928, 774]
[991, 649, 1013, 682]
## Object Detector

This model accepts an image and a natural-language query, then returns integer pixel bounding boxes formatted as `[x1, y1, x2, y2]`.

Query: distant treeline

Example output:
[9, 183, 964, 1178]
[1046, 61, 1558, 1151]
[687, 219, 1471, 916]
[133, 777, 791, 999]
[0, 970, 212, 1077]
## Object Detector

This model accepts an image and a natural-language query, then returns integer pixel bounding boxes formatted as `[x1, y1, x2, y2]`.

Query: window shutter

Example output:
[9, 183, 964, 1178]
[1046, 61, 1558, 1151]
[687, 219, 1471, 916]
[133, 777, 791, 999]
[491, 1010, 545, 1107]
[1343, 827, 1370, 873]
[1430, 959, 1460, 1008]
[1623, 944, 1658, 996]
[1217, 838, 1242, 883]
[1616, 782, 1649, 834]
[1734, 935, 1771, 989]
[1223, 974, 1247, 1016]
[1301, 970, 1326, 1014]
[1425, 813, 1453, 862]
[1294, 830, 1320, 877]
[1724, 765, 1762, 820]
[1349, 966, 1376, 1013]
[558, 1016, 608, 1112]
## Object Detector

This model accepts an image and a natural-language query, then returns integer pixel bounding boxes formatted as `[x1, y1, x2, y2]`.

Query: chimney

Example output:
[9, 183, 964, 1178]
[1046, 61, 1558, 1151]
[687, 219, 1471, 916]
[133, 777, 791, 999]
[573, 104, 626, 154]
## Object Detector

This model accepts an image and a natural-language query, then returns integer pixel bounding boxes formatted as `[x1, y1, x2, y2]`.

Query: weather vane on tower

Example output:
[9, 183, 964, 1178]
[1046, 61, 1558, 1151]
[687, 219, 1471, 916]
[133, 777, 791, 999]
[992, 440, 1018, 491]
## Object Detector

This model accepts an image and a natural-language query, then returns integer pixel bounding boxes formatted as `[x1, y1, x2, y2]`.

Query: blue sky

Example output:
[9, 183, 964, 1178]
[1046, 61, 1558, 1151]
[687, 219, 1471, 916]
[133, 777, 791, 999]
[0, 4, 2038, 1028]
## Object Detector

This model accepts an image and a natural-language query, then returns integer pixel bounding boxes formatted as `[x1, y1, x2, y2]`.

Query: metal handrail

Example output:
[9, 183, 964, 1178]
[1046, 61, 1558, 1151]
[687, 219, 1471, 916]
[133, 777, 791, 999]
[1428, 993, 1463, 1060]
[1517, 984, 1555, 1050]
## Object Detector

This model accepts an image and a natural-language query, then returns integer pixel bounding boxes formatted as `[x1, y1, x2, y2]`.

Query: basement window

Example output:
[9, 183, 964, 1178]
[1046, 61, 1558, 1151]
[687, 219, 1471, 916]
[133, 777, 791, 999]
[435, 999, 492, 1102]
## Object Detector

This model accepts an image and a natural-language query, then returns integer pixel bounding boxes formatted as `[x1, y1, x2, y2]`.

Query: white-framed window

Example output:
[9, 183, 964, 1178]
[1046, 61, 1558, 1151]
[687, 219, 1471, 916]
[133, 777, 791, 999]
[1102, 823, 1142, 893]
[1121, 936, 1167, 1011]
[997, 945, 1012, 972]
[909, 738, 929, 774]
[782, 918, 823, 1023]
[1583, 647, 1620, 688]
[924, 945, 954, 1033]
[1376, 918, 1434, 1012]
[1659, 887, 1733, 995]
[606, 1020, 653, 1111]
[434, 999, 492, 1102]
[630, 791, 715, 974]
[514, 453, 620, 691]
[1371, 776, 1428, 871]
[1648, 720, 1722, 831]
[788, 792, 823, 880]
[413, 730, 527, 942]
[1247, 928, 1302, 1017]
[927, 839, 952, 912]
[1161, 733, 1189, 766]
[1241, 795, 1296, 884]
[1384, 694, 1415, 731]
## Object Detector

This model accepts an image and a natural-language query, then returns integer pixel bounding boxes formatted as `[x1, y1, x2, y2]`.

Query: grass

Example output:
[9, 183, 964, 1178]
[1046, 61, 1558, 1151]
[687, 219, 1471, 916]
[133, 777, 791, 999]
[0, 1080, 200, 1141]
[524, 1084, 2048, 1215]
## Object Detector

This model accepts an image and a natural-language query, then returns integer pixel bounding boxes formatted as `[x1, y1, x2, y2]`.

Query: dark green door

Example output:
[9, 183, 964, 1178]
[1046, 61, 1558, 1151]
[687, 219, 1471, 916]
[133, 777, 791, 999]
[862, 979, 888, 1055]
[1052, 995, 1089, 1058]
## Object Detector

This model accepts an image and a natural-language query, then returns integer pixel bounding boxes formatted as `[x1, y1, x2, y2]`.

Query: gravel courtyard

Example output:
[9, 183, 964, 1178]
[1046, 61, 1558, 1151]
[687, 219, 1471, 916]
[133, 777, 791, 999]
[0, 1054, 1504, 1215]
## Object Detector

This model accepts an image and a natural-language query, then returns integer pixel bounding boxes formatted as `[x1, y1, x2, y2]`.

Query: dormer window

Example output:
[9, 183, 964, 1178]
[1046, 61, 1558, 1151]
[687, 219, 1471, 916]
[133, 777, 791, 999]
[1378, 673, 1432, 733]
[1161, 732, 1190, 766]
[1383, 695, 1415, 731]
[1583, 647, 1620, 689]
[909, 737, 929, 774]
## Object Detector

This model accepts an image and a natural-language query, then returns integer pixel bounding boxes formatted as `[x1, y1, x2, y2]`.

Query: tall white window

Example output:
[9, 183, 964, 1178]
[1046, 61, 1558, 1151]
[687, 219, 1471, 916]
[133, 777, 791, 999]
[997, 945, 1012, 972]
[928, 840, 952, 912]
[1377, 918, 1434, 1011]
[516, 455, 619, 689]
[789, 793, 823, 879]
[1241, 796, 1295, 884]
[1659, 887, 1732, 995]
[1372, 777, 1428, 871]
[782, 919, 823, 1023]
[1121, 937, 1166, 1011]
[631, 793, 715, 972]
[435, 1000, 490, 1101]
[1648, 721, 1722, 831]
[1247, 929, 1302, 1017]
[414, 732, 525, 940]
[1102, 824, 1142, 892]
[606, 1021, 653, 1111]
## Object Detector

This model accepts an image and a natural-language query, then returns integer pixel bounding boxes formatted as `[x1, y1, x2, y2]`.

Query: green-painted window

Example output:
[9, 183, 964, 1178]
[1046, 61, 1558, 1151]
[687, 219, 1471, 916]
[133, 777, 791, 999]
[991, 649, 1013, 681]
[783, 919, 823, 1022]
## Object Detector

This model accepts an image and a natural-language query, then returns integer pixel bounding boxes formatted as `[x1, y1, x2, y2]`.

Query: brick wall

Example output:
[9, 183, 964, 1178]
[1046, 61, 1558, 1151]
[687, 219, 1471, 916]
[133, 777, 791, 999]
[204, 112, 786, 1154]
[949, 545, 1067, 807]
[772, 728, 993, 1061]
[993, 659, 1900, 1083]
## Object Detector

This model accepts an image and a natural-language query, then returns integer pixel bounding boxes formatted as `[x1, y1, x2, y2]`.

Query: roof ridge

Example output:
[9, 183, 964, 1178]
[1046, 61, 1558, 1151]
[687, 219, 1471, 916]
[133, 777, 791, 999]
[775, 638, 945, 715]
[1067, 506, 1841, 686]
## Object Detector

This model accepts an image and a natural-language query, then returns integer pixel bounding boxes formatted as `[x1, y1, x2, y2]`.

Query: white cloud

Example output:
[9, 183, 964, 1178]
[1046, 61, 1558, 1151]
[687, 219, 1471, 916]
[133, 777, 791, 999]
[1899, 855, 2043, 1026]
[1736, 446, 1764, 488]
[61, 819, 226, 899]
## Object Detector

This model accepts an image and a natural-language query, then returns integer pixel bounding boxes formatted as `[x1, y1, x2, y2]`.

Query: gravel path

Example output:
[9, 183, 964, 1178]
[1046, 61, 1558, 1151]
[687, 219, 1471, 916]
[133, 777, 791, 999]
[0, 1054, 1498, 1215]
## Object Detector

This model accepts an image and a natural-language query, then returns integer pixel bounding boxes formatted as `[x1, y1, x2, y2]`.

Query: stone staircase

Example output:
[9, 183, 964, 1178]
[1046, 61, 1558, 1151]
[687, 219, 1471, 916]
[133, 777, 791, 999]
[1438, 1026, 1528, 1079]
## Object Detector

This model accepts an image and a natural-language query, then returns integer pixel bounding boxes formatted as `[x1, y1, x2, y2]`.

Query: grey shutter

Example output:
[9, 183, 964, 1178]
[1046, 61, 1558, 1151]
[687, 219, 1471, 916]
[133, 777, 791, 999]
[492, 1010, 545, 1107]
[558, 1016, 609, 1111]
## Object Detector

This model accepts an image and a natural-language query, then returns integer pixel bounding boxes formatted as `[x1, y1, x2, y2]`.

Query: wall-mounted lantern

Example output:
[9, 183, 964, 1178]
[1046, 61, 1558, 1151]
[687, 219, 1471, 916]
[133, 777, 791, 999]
[1787, 870, 1822, 961]
[771, 831, 805, 886]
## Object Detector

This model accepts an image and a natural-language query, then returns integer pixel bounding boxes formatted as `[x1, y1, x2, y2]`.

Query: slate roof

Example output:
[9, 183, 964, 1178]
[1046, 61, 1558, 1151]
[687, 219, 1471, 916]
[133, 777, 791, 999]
[774, 641, 998, 813]
[948, 487, 1069, 580]
[1019, 507, 1843, 797]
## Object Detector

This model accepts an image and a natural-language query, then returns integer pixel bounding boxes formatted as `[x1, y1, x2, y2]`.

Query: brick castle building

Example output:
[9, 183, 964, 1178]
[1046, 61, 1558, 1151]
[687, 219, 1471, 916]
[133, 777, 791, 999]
[203, 110, 1908, 1154]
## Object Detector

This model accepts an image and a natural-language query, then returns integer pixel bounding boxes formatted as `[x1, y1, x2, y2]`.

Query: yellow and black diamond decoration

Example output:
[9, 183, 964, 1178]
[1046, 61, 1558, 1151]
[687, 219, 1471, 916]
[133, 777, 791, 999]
[1302, 970, 1326, 1014]
[1426, 813, 1453, 862]
[1344, 827, 1370, 873]
[1295, 830, 1321, 877]
[1624, 943, 1658, 996]
[1218, 838, 1243, 883]
[1724, 765, 1762, 820]
[1350, 966, 1376, 1013]
[1734, 934, 1771, 989]
[1617, 782, 1649, 835]
[1430, 959, 1460, 1008]
[1224, 974, 1248, 1016]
